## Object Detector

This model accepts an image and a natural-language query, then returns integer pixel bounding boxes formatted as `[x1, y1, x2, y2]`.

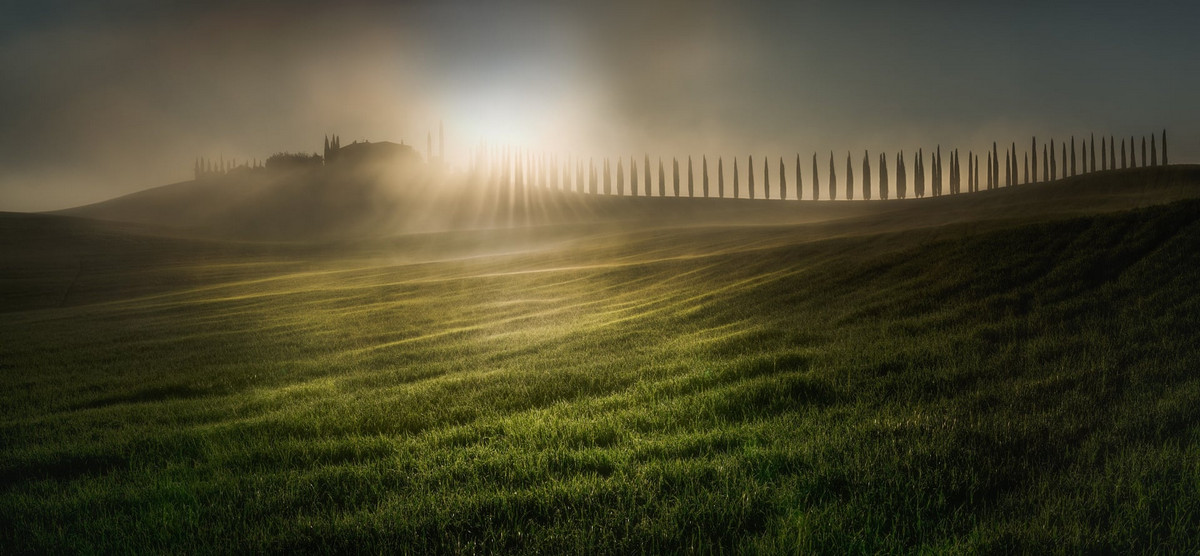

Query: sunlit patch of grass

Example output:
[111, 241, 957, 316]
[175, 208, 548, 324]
[3, 196, 1200, 552]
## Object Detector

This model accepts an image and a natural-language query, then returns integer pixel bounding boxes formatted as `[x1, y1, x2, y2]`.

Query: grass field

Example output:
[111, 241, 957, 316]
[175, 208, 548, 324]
[3, 168, 1200, 553]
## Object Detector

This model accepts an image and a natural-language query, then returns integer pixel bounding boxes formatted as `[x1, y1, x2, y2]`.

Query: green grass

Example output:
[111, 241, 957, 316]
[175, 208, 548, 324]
[3, 178, 1200, 553]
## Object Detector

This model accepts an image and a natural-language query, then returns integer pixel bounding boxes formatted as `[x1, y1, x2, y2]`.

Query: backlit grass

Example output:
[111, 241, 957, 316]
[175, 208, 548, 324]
[3, 194, 1200, 552]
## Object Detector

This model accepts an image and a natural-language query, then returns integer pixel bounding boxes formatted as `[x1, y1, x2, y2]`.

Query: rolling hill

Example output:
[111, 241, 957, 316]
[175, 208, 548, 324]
[3, 166, 1200, 552]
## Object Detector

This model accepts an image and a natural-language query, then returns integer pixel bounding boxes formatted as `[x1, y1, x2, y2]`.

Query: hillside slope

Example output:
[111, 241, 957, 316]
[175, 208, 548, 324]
[2, 173, 1200, 552]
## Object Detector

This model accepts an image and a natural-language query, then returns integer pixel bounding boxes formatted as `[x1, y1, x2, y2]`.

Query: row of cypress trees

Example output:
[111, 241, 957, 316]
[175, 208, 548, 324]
[470, 129, 1167, 200]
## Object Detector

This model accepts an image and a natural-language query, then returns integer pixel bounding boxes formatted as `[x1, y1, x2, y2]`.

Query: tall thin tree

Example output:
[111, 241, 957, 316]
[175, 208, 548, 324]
[763, 156, 770, 200]
[846, 152, 854, 200]
[1162, 129, 1168, 165]
[748, 155, 756, 200]
[673, 158, 680, 197]
[733, 157, 739, 199]
[1151, 134, 1157, 166]
[1032, 137, 1038, 183]
[687, 156, 694, 197]
[880, 153, 889, 200]
[1141, 136, 1147, 168]
[863, 151, 872, 200]
[829, 152, 837, 200]
[1090, 133, 1096, 172]
[796, 154, 803, 201]
[812, 153, 820, 201]
[779, 157, 787, 200]
[658, 158, 665, 196]
[703, 156, 709, 197]
[718, 157, 725, 198]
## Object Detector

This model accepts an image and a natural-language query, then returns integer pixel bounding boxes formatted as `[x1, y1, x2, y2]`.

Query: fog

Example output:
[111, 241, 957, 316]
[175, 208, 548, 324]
[2, 0, 1198, 212]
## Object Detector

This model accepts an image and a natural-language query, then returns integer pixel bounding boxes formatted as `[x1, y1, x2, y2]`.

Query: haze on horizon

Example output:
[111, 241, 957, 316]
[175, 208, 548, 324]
[1, 0, 1198, 212]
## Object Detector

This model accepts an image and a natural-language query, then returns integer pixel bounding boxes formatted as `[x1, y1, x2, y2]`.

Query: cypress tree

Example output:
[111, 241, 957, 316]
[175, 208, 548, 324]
[915, 149, 924, 198]
[687, 156, 694, 197]
[662, 157, 672, 196]
[703, 156, 709, 197]
[1062, 142, 1067, 177]
[715, 157, 724, 199]
[796, 154, 803, 201]
[733, 158, 739, 198]
[763, 156, 770, 200]
[812, 153, 820, 201]
[1109, 136, 1115, 170]
[992, 142, 999, 188]
[846, 152, 854, 200]
[748, 155, 755, 200]
[1010, 142, 1017, 183]
[829, 152, 837, 200]
[1090, 133, 1096, 172]
[1141, 136, 1146, 168]
[1162, 129, 1168, 165]
[986, 151, 992, 189]
[779, 158, 786, 200]
[1129, 136, 1136, 168]
[862, 151, 871, 200]
[1005, 151, 1011, 187]
[718, 157, 725, 198]
[880, 153, 889, 200]
[630, 156, 637, 196]
[975, 154, 981, 191]
[617, 158, 624, 195]
[935, 145, 942, 196]
[604, 158, 611, 195]
[968, 151, 974, 192]
[1050, 139, 1056, 179]
[1032, 137, 1038, 183]
[1101, 137, 1107, 171]
[1042, 145, 1048, 181]
[1151, 134, 1157, 166]
[673, 158, 680, 197]
[1024, 152, 1029, 184]
[644, 154, 651, 196]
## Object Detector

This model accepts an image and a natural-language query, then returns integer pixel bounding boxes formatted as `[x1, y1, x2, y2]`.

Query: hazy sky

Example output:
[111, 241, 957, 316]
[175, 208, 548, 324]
[2, 0, 1198, 211]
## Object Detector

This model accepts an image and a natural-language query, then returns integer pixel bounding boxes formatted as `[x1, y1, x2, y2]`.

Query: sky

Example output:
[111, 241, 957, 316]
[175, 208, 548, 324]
[1, 0, 1198, 211]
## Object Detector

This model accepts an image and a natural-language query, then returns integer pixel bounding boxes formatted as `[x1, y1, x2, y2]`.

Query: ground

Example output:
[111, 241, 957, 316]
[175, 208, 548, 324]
[3, 168, 1200, 553]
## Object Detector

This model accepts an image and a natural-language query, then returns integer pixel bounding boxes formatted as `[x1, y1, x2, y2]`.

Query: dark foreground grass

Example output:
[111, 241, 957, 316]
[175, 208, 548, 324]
[2, 197, 1200, 553]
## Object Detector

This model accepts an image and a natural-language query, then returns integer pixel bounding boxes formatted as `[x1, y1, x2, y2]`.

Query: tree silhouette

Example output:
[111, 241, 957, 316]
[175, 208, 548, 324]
[1090, 133, 1096, 172]
[1151, 134, 1157, 166]
[1141, 136, 1147, 169]
[812, 153, 820, 201]
[748, 155, 756, 200]
[1005, 151, 1011, 187]
[658, 158, 666, 196]
[1031, 137, 1038, 183]
[1050, 139, 1056, 180]
[1070, 137, 1076, 177]
[897, 151, 906, 199]
[687, 156, 694, 197]
[1024, 152, 1029, 184]
[1010, 142, 1017, 184]
[915, 148, 924, 198]
[986, 152, 991, 189]
[1061, 142, 1066, 178]
[733, 158, 739, 199]
[862, 151, 871, 200]
[796, 154, 803, 201]
[846, 152, 854, 200]
[934, 146, 942, 196]
[829, 152, 837, 201]
[763, 156, 770, 200]
[991, 142, 999, 188]
[880, 153, 889, 200]
[643, 154, 651, 196]
[718, 157, 725, 198]
[967, 151, 973, 192]
[1109, 136, 1115, 170]
[603, 158, 611, 195]
[629, 156, 637, 196]
[779, 157, 787, 200]
[703, 156, 710, 197]
[1101, 137, 1107, 171]
[1042, 145, 1048, 181]
[673, 158, 680, 197]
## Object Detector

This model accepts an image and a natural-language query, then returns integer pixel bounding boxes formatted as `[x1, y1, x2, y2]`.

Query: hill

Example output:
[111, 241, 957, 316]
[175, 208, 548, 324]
[56, 159, 1200, 240]
[3, 168, 1200, 552]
